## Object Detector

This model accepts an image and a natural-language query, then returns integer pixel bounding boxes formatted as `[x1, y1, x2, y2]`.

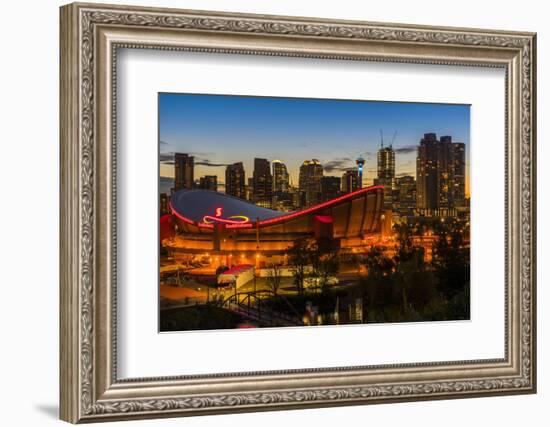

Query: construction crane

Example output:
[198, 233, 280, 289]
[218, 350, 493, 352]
[390, 130, 397, 148]
[379, 130, 397, 148]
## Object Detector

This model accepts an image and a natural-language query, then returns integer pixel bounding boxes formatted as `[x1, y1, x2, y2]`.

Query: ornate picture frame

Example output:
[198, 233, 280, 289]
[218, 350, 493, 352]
[60, 2, 536, 423]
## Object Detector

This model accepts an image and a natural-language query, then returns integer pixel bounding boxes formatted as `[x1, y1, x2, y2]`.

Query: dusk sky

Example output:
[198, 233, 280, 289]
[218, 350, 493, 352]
[159, 93, 470, 194]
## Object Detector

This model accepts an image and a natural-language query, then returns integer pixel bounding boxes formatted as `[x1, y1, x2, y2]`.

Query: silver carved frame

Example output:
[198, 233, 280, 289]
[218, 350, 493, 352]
[59, 2, 537, 423]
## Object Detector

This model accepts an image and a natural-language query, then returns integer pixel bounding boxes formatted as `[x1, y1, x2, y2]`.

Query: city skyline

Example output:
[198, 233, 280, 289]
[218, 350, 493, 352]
[159, 93, 470, 196]
[159, 93, 471, 331]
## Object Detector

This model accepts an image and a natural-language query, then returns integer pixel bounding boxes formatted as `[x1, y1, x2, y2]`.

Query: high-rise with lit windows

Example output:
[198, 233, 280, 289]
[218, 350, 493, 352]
[321, 176, 341, 202]
[199, 175, 218, 192]
[341, 170, 359, 194]
[174, 153, 194, 190]
[394, 175, 416, 216]
[416, 133, 466, 215]
[272, 160, 289, 193]
[298, 159, 323, 207]
[225, 162, 246, 199]
[452, 142, 466, 207]
[374, 143, 395, 208]
[252, 158, 273, 208]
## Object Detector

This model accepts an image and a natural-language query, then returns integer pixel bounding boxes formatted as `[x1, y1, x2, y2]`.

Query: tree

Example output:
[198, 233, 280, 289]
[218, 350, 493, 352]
[393, 221, 414, 259]
[358, 246, 396, 321]
[266, 263, 283, 296]
[392, 221, 433, 313]
[432, 218, 470, 300]
[361, 245, 394, 277]
[308, 239, 340, 292]
[287, 238, 313, 295]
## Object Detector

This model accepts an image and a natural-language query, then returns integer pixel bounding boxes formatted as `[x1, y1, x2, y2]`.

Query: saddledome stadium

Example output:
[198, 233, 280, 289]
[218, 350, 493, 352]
[162, 186, 388, 266]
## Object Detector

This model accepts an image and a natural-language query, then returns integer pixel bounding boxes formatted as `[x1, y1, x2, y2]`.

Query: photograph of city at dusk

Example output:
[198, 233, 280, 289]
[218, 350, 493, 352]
[158, 93, 470, 332]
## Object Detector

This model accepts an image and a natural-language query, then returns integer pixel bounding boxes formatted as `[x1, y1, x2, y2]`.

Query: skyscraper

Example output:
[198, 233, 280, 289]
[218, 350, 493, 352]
[437, 135, 455, 209]
[341, 170, 359, 194]
[198, 175, 217, 192]
[374, 142, 395, 208]
[272, 160, 289, 193]
[247, 177, 254, 201]
[416, 133, 439, 211]
[225, 162, 246, 199]
[452, 142, 466, 207]
[287, 182, 300, 211]
[299, 159, 323, 207]
[376, 144, 395, 182]
[394, 175, 416, 216]
[321, 176, 341, 202]
[252, 158, 273, 208]
[416, 133, 466, 215]
[272, 192, 296, 212]
[174, 153, 194, 190]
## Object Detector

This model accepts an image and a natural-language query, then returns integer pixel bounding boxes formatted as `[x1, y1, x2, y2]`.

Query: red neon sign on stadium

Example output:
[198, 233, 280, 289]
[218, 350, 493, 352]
[202, 207, 251, 226]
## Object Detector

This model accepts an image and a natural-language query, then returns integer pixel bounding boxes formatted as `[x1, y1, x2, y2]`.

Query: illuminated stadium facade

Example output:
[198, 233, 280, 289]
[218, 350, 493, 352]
[164, 186, 386, 266]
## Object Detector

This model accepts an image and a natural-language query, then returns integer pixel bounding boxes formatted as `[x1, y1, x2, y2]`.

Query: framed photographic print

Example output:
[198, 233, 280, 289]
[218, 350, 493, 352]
[60, 2, 537, 423]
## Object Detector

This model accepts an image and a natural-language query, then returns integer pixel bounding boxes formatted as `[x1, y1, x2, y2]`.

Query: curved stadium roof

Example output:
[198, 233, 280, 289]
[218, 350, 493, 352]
[170, 186, 384, 229]
[170, 190, 287, 223]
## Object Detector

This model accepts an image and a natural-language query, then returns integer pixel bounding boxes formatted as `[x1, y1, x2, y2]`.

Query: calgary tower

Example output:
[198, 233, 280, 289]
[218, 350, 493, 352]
[356, 155, 365, 189]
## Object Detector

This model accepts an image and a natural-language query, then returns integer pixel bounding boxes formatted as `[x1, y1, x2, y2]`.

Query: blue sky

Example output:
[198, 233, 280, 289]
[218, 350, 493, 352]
[159, 93, 470, 191]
